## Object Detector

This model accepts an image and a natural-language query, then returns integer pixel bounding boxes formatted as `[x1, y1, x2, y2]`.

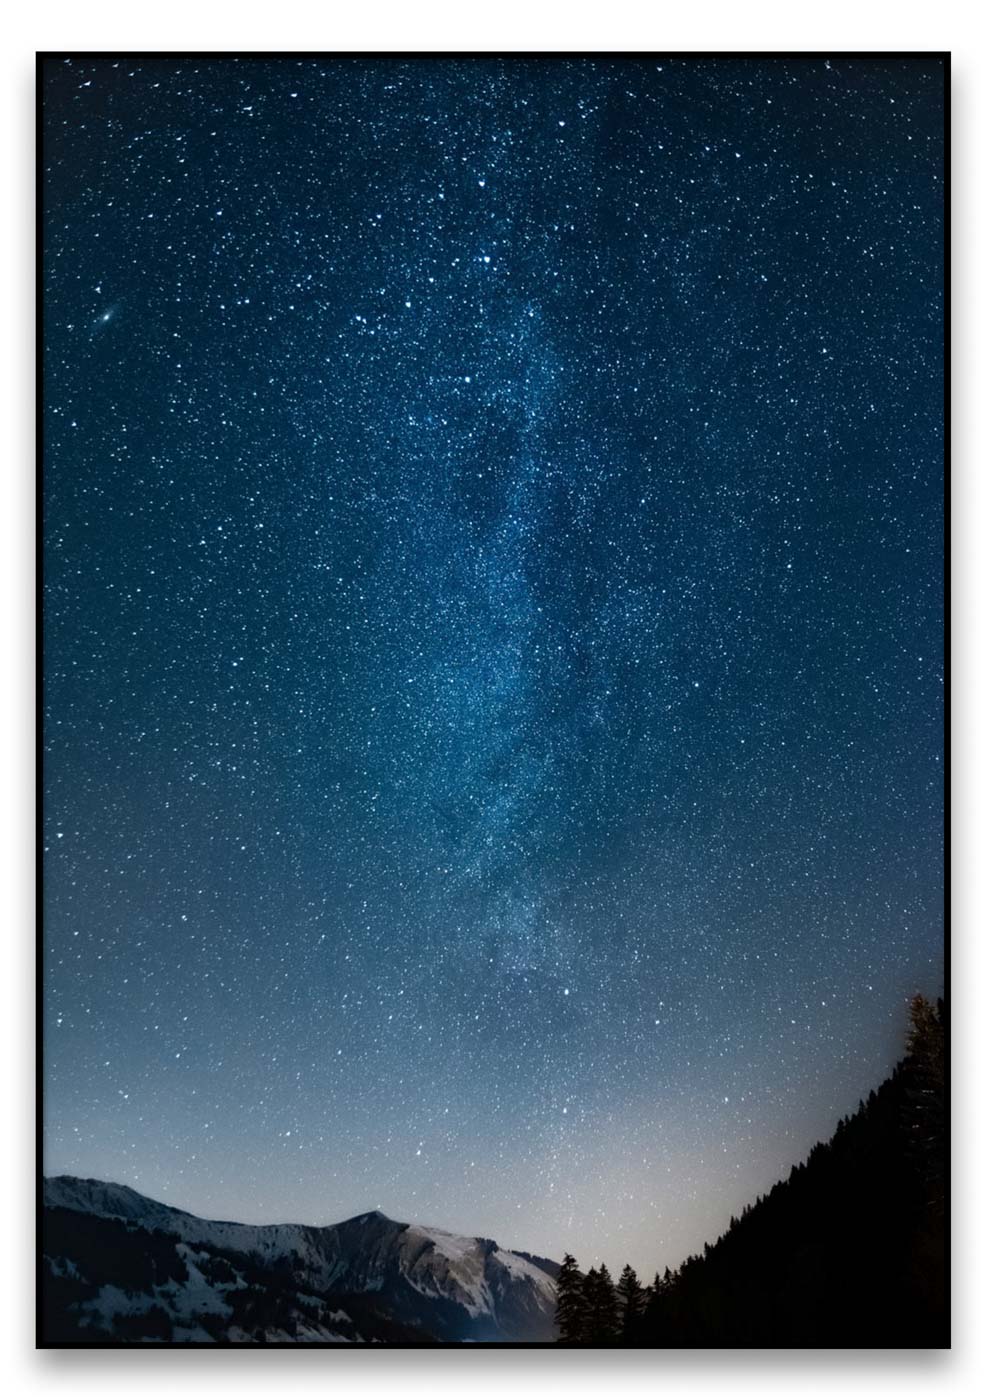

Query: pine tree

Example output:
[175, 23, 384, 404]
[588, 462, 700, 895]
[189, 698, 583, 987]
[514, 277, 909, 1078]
[554, 1252, 587, 1344]
[644, 1265, 674, 1337]
[904, 993, 945, 1217]
[583, 1263, 619, 1343]
[579, 1266, 599, 1341]
[617, 1262, 645, 1339]
[599, 1263, 621, 1342]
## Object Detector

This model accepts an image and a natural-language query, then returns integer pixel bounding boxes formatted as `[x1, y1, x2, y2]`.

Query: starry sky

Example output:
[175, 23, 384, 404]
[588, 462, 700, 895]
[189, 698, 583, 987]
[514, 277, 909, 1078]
[42, 56, 944, 1277]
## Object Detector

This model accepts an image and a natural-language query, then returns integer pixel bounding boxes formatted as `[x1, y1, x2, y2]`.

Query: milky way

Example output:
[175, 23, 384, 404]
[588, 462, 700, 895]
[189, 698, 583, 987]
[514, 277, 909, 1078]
[43, 56, 944, 1275]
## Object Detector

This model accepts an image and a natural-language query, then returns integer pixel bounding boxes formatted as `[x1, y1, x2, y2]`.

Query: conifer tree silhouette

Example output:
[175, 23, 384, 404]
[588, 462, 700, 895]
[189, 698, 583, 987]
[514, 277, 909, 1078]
[617, 1263, 645, 1340]
[553, 1253, 587, 1344]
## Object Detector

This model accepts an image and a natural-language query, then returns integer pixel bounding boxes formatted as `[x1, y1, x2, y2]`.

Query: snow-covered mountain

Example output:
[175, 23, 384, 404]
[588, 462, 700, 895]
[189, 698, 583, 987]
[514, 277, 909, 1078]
[42, 1175, 559, 1345]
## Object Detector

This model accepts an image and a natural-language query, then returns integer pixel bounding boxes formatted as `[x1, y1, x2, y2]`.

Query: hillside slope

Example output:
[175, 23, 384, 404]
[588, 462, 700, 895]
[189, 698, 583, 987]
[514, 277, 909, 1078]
[41, 1179, 558, 1345]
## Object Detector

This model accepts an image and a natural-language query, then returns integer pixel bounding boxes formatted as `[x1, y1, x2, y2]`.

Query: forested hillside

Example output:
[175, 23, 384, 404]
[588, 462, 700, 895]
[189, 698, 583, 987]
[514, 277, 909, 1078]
[555, 995, 947, 1347]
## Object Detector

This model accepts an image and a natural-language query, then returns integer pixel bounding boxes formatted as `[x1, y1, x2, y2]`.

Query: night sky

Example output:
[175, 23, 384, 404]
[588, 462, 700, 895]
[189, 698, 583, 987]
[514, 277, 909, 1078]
[42, 56, 944, 1276]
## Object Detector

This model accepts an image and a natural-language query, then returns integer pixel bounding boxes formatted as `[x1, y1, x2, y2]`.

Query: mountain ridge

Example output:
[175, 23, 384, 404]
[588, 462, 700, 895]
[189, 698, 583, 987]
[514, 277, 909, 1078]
[41, 1174, 559, 1345]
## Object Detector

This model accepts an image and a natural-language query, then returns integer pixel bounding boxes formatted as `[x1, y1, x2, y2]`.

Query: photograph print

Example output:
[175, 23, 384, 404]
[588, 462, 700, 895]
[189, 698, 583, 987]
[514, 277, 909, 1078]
[40, 53, 946, 1347]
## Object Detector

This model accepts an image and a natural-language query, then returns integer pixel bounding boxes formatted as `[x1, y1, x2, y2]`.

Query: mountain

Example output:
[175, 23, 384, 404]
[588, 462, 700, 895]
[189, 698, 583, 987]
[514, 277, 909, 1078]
[41, 1176, 559, 1346]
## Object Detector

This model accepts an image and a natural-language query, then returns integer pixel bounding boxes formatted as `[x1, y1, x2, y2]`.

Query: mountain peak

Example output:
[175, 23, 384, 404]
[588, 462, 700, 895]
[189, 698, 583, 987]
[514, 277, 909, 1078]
[42, 1176, 559, 1343]
[341, 1208, 398, 1227]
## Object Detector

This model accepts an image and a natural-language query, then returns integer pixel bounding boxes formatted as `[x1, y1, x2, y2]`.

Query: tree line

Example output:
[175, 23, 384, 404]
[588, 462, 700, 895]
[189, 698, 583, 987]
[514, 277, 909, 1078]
[555, 1254, 669, 1345]
[554, 993, 947, 1347]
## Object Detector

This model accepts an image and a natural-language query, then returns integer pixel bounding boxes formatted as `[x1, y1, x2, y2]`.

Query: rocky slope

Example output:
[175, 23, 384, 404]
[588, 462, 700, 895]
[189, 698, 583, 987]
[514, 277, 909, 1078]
[42, 1176, 559, 1345]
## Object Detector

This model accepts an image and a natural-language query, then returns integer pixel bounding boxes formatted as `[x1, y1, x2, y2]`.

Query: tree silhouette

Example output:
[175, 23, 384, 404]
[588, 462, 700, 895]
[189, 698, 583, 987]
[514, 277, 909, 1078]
[904, 993, 945, 1219]
[582, 1263, 619, 1343]
[553, 1252, 586, 1344]
[617, 1263, 645, 1340]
